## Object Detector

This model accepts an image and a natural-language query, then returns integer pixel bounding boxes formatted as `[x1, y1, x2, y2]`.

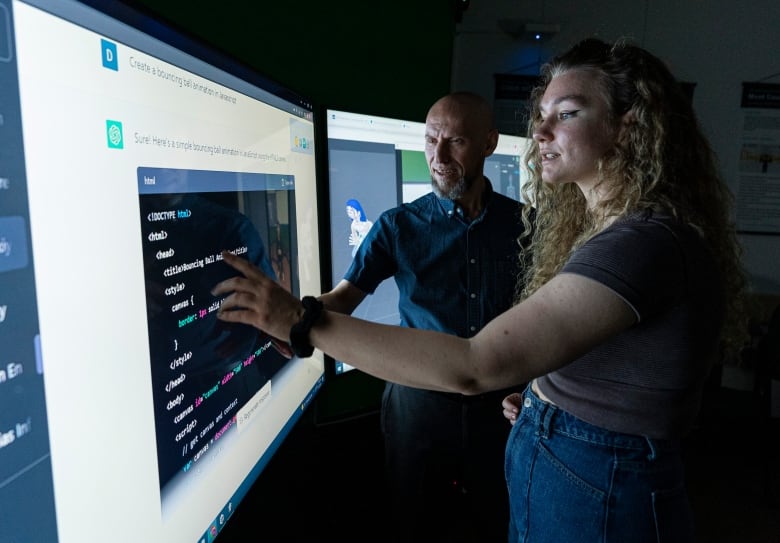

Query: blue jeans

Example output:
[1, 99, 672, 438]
[505, 387, 695, 543]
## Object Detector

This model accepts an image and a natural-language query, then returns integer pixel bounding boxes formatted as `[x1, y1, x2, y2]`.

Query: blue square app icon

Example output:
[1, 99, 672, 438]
[101, 39, 118, 71]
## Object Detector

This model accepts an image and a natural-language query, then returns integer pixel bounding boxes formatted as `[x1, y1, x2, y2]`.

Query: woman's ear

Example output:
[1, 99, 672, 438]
[617, 109, 636, 142]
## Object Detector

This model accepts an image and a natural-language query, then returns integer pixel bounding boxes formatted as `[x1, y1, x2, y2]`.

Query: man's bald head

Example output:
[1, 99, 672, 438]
[426, 92, 496, 135]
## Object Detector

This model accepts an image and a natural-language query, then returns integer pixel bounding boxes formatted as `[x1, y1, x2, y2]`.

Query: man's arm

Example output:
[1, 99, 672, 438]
[318, 279, 367, 315]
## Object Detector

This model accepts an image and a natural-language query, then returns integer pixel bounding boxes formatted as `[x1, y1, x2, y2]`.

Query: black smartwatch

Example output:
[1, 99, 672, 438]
[289, 296, 324, 358]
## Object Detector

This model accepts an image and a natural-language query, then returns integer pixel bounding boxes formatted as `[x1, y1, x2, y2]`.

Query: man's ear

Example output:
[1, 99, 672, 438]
[485, 128, 499, 156]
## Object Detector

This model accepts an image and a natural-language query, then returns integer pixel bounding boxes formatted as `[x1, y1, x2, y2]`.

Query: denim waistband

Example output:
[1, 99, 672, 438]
[520, 386, 680, 457]
[390, 382, 522, 404]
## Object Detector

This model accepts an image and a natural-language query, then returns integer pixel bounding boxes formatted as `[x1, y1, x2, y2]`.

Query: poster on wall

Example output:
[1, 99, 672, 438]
[735, 82, 780, 235]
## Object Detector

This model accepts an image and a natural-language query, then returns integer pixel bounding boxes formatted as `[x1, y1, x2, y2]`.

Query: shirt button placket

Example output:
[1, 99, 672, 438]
[467, 254, 478, 335]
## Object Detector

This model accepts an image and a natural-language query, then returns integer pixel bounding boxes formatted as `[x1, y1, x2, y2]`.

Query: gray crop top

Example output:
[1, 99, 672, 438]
[535, 211, 725, 439]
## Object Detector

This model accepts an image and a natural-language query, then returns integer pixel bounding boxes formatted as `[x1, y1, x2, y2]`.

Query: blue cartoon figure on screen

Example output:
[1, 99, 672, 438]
[346, 198, 373, 257]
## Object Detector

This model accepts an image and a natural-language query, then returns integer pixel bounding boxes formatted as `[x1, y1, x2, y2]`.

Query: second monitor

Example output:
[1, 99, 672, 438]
[325, 108, 531, 374]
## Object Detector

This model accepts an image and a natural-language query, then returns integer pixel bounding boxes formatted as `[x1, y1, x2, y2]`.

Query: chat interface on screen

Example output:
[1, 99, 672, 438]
[1, 1, 323, 542]
[326, 110, 530, 373]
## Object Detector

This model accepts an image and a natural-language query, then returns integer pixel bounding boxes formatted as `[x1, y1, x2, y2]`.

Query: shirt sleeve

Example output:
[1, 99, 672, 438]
[561, 220, 686, 321]
[344, 212, 398, 294]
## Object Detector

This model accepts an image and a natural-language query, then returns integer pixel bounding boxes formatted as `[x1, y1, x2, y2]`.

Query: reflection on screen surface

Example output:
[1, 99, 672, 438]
[325, 109, 530, 374]
[0, 1, 323, 542]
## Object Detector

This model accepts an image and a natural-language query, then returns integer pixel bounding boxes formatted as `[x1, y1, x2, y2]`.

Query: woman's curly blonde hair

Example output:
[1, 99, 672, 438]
[517, 38, 749, 353]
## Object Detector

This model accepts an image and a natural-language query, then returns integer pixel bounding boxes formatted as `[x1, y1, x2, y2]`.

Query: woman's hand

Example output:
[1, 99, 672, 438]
[502, 392, 523, 425]
[211, 250, 303, 343]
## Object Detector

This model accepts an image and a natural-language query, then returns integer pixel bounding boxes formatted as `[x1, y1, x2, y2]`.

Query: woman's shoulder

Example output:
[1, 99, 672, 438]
[613, 209, 707, 250]
[355, 219, 373, 233]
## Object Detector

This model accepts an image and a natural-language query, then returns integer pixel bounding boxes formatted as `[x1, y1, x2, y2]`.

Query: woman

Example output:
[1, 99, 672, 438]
[212, 38, 747, 542]
[345, 198, 372, 257]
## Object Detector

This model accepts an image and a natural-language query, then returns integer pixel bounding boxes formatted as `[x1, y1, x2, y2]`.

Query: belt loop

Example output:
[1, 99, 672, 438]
[539, 401, 556, 439]
[645, 436, 658, 461]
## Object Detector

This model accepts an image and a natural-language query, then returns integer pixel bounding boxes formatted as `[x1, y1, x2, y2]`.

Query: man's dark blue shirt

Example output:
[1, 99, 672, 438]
[344, 179, 526, 339]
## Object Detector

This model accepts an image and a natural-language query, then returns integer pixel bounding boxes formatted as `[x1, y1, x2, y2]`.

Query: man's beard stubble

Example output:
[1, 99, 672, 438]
[431, 174, 470, 201]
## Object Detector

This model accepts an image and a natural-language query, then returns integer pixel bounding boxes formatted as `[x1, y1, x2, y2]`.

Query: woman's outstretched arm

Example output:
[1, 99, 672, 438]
[212, 250, 636, 395]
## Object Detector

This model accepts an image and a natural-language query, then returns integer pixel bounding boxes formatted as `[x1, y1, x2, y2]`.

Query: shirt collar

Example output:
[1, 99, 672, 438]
[436, 177, 495, 222]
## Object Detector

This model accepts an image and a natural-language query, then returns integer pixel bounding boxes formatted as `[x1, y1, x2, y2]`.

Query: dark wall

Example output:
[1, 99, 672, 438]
[129, 0, 459, 122]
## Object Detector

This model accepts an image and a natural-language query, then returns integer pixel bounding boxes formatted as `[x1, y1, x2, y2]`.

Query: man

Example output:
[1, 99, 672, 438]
[319, 92, 531, 542]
